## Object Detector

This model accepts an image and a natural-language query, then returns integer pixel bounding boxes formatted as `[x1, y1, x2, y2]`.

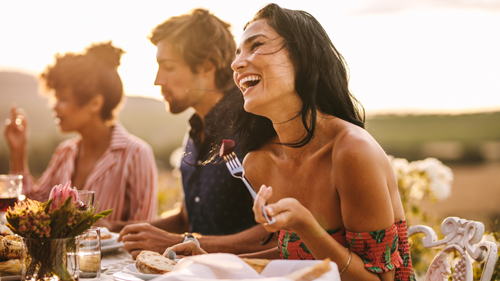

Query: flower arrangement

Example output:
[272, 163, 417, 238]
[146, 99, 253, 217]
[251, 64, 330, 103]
[389, 156, 453, 223]
[5, 182, 112, 281]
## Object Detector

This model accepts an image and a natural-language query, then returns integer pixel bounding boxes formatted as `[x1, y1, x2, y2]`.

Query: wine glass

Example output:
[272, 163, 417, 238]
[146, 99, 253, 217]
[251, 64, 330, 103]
[77, 190, 95, 210]
[0, 174, 23, 224]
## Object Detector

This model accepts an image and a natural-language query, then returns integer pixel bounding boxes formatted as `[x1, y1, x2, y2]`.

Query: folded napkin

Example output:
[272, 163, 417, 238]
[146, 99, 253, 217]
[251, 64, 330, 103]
[153, 253, 340, 281]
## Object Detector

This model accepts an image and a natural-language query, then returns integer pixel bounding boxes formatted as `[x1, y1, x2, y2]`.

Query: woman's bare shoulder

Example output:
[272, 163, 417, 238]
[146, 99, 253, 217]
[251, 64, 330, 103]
[243, 140, 279, 171]
[328, 120, 381, 163]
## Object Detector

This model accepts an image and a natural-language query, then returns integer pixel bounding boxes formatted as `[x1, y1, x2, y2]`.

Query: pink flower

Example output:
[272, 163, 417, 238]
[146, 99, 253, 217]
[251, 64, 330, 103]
[48, 181, 78, 212]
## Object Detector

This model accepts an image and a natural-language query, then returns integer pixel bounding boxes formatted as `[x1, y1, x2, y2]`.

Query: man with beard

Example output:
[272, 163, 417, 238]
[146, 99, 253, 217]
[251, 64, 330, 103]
[118, 9, 275, 259]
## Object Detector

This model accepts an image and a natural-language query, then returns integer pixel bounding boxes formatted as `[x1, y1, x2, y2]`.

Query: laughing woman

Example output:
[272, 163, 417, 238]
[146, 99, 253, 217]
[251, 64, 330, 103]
[232, 4, 415, 281]
[168, 3, 415, 281]
[3, 42, 158, 231]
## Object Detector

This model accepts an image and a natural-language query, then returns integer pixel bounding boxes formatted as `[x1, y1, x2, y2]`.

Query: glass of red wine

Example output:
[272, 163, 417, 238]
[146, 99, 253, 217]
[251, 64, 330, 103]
[0, 174, 23, 224]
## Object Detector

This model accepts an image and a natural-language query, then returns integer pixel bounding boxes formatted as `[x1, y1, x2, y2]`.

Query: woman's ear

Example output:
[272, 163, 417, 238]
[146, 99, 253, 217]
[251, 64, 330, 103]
[88, 94, 104, 114]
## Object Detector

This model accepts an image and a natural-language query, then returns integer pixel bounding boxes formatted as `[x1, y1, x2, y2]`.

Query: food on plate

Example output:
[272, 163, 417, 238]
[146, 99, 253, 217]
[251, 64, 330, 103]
[284, 258, 331, 281]
[0, 259, 21, 275]
[135, 250, 176, 274]
[241, 258, 272, 274]
[219, 139, 236, 157]
[0, 235, 22, 261]
[100, 233, 112, 240]
[81, 232, 112, 241]
[0, 225, 13, 237]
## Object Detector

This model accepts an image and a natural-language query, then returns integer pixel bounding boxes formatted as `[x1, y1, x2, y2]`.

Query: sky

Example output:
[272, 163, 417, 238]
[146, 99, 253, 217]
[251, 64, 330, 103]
[1, 0, 500, 114]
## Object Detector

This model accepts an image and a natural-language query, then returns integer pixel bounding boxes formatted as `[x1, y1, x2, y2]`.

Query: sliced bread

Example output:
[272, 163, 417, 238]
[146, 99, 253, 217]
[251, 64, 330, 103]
[135, 251, 176, 274]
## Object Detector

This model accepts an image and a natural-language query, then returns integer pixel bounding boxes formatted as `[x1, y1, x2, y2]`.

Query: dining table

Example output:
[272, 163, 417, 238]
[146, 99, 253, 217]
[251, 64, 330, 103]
[96, 247, 136, 281]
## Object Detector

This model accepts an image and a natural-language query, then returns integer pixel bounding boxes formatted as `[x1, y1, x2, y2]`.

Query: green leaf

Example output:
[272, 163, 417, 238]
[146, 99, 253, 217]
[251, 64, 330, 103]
[299, 242, 311, 254]
[369, 229, 386, 244]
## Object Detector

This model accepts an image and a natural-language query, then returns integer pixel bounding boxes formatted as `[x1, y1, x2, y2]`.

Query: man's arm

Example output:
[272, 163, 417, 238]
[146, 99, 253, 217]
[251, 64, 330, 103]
[197, 224, 276, 254]
[119, 222, 276, 259]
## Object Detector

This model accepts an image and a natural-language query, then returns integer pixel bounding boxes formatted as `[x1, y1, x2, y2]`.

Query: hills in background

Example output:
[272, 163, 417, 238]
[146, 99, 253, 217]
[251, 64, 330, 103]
[1, 71, 499, 176]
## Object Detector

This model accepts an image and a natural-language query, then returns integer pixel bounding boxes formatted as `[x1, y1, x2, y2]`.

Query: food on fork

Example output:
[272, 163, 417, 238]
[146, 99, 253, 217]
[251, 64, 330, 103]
[219, 139, 236, 157]
[135, 250, 177, 274]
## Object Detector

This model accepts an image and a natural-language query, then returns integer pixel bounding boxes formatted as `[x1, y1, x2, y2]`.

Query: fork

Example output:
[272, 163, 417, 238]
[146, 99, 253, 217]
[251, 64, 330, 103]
[223, 152, 276, 225]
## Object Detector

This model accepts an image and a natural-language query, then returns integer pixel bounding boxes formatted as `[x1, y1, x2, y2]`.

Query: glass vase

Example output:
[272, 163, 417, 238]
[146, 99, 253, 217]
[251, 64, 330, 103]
[21, 237, 79, 281]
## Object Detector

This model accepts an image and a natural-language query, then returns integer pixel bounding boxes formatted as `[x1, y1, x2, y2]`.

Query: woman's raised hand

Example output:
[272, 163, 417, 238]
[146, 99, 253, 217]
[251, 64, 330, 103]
[253, 185, 315, 233]
[4, 104, 28, 153]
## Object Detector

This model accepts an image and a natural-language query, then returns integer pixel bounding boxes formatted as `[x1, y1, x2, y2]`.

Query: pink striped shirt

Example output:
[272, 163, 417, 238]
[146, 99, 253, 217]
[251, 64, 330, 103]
[20, 123, 158, 222]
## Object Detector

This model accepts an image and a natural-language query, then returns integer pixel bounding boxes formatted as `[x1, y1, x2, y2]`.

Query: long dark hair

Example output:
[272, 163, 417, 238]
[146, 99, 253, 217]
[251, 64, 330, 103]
[214, 3, 365, 156]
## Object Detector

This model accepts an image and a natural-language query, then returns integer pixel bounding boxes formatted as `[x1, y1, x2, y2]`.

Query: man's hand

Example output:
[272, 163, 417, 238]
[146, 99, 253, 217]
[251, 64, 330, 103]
[163, 241, 207, 258]
[118, 223, 184, 259]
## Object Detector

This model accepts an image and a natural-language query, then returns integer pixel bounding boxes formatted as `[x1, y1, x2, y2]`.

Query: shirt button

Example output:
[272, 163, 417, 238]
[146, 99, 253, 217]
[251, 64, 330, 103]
[195, 196, 200, 203]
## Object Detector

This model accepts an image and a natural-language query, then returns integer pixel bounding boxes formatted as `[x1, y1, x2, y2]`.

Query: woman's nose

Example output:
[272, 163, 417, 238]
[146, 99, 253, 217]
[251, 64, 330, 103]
[231, 54, 248, 73]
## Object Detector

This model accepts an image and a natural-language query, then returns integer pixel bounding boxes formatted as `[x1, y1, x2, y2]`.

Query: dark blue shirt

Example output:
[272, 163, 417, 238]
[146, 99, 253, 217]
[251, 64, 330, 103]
[180, 90, 256, 235]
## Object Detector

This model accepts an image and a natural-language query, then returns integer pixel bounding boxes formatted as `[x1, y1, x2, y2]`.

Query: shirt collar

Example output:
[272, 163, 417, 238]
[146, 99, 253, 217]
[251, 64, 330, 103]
[108, 122, 129, 150]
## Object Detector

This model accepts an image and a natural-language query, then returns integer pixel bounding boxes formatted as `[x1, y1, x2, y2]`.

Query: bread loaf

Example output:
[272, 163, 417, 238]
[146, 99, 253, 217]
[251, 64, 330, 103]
[0, 259, 21, 275]
[135, 251, 176, 274]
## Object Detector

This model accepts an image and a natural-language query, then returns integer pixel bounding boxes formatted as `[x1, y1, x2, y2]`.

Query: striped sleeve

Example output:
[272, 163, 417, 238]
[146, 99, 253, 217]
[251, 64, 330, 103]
[126, 141, 158, 221]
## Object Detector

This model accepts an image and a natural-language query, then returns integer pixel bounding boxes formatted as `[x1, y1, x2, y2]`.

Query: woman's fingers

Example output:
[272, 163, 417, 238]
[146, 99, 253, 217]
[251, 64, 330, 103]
[253, 185, 272, 224]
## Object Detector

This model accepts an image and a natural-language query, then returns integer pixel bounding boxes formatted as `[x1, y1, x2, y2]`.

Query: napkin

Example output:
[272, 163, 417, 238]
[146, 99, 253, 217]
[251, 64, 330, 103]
[153, 253, 340, 281]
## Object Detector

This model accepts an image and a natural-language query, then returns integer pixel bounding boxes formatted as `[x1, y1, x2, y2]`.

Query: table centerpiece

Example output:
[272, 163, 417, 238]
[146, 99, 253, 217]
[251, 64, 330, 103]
[5, 181, 112, 281]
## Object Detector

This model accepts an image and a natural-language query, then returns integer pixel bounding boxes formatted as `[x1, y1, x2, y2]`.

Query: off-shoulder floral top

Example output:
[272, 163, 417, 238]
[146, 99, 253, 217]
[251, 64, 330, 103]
[278, 220, 416, 281]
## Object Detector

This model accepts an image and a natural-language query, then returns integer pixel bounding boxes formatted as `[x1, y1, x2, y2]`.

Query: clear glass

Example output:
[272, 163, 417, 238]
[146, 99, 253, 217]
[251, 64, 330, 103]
[21, 237, 79, 281]
[77, 190, 95, 210]
[0, 174, 23, 224]
[79, 226, 101, 280]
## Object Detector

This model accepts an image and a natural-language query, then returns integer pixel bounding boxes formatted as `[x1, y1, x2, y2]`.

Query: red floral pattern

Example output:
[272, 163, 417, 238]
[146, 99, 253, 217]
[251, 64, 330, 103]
[278, 220, 415, 280]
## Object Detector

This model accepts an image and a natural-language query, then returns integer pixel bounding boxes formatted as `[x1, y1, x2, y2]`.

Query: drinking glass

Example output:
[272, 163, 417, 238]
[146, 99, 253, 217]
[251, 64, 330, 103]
[0, 174, 23, 224]
[79, 226, 101, 279]
[77, 190, 95, 210]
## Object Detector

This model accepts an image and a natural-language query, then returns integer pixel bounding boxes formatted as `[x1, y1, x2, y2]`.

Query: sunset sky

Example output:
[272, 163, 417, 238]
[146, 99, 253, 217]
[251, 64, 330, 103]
[1, 0, 499, 114]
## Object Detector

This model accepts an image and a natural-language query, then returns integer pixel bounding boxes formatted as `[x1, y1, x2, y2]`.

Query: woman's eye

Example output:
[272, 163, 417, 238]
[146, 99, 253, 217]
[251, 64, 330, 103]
[250, 42, 264, 52]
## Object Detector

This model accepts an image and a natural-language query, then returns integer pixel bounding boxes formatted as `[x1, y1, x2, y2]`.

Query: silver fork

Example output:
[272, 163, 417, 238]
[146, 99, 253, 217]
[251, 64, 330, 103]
[223, 152, 276, 225]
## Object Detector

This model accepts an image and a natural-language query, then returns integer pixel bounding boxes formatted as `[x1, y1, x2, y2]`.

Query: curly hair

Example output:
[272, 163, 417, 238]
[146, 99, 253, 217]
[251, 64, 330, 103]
[149, 8, 236, 90]
[213, 3, 365, 155]
[40, 41, 125, 121]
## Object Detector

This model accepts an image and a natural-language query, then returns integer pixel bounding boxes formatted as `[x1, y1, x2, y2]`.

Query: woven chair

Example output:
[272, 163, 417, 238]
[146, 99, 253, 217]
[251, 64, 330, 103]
[408, 217, 498, 281]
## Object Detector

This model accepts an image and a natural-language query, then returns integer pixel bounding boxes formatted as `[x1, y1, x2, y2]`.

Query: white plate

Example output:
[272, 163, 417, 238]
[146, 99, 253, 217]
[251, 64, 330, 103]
[122, 264, 161, 280]
[0, 275, 21, 281]
[101, 241, 124, 254]
[112, 271, 143, 281]
[101, 232, 119, 246]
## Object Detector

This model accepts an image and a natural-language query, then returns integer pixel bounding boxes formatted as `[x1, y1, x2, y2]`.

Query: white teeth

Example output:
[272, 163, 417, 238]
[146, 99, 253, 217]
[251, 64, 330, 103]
[239, 75, 262, 90]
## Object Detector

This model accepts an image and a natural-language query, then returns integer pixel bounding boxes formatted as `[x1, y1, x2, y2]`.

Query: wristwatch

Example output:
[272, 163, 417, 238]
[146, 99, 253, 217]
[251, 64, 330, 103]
[183, 232, 200, 247]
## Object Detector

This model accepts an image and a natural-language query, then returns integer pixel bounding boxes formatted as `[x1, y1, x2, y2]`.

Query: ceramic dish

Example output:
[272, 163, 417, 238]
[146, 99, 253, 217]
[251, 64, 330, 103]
[122, 264, 161, 280]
